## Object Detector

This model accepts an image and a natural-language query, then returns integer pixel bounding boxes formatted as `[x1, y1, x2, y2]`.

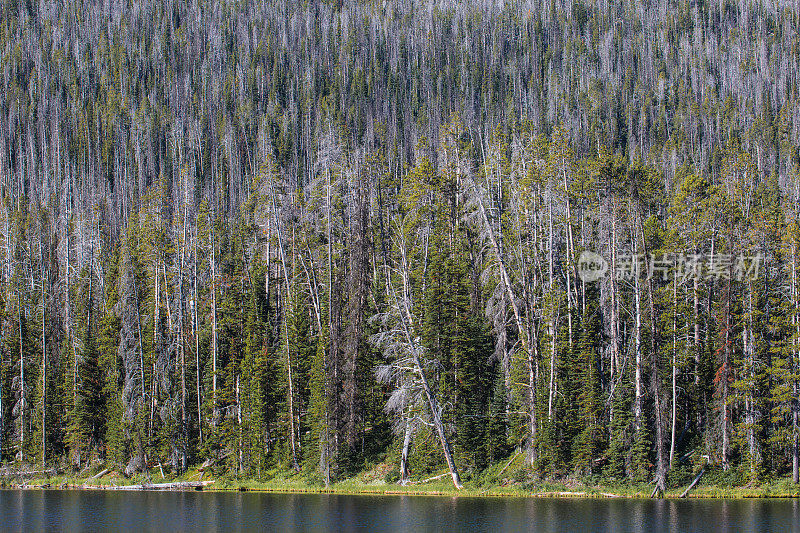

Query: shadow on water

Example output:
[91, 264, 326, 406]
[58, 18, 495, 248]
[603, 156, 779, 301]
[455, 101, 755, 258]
[0, 491, 799, 532]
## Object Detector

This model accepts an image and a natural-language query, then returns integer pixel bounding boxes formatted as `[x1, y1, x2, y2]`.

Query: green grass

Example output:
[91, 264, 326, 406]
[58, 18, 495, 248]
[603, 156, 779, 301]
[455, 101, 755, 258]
[4, 460, 800, 498]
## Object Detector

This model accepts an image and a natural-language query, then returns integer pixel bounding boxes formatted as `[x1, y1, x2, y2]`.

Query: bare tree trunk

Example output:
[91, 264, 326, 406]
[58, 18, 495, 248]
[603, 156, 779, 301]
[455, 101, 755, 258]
[547, 197, 557, 421]
[721, 275, 731, 471]
[529, 324, 539, 464]
[548, 315, 558, 421]
[324, 166, 333, 484]
[416, 349, 462, 489]
[284, 278, 299, 471]
[693, 273, 700, 388]
[647, 274, 666, 496]
[563, 168, 575, 353]
[86, 232, 95, 453]
[524, 203, 540, 465]
[150, 226, 160, 441]
[609, 211, 620, 420]
[211, 217, 218, 424]
[745, 280, 758, 477]
[65, 181, 75, 421]
[473, 177, 533, 444]
[399, 410, 412, 485]
[793, 245, 799, 484]
[271, 189, 299, 472]
[41, 250, 47, 469]
[707, 236, 717, 448]
[178, 206, 187, 472]
[393, 240, 462, 489]
[193, 224, 202, 446]
[0, 297, 3, 463]
[0, 237, 3, 461]
[132, 275, 147, 470]
[236, 374, 242, 472]
[397, 279, 463, 489]
[18, 287, 25, 463]
[634, 243, 643, 433]
[670, 274, 678, 470]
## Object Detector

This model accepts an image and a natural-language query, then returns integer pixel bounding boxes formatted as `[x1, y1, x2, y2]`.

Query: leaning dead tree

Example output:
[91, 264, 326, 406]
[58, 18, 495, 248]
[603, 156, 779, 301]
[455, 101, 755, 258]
[372, 218, 463, 490]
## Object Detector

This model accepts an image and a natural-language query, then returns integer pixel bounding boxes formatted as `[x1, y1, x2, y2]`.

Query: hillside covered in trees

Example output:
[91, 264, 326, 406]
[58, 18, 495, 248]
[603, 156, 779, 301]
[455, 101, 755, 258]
[1, 0, 800, 492]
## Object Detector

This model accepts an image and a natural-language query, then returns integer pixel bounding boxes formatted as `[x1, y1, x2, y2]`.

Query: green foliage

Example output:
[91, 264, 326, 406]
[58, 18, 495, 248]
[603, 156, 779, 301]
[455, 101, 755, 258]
[2, 1, 800, 489]
[572, 298, 604, 476]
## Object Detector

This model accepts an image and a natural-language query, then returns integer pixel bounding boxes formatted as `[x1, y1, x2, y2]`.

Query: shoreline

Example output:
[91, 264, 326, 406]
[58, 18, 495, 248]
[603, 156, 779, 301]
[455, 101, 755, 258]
[3, 475, 800, 499]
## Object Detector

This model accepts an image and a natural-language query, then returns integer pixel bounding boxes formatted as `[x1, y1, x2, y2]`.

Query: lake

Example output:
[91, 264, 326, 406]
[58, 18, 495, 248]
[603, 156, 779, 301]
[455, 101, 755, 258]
[0, 490, 798, 532]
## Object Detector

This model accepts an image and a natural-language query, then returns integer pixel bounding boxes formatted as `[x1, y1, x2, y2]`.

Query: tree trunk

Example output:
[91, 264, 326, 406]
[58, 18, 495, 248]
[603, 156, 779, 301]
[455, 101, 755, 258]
[634, 257, 643, 433]
[529, 322, 539, 465]
[721, 276, 731, 471]
[18, 287, 25, 463]
[284, 289, 299, 471]
[525, 203, 540, 466]
[151, 237, 159, 441]
[193, 224, 202, 446]
[178, 208, 187, 472]
[0, 278, 3, 463]
[793, 245, 799, 484]
[563, 168, 575, 354]
[547, 194, 557, 421]
[132, 275, 147, 470]
[236, 374, 242, 472]
[0, 272, 3, 464]
[66, 186, 75, 426]
[393, 249, 462, 489]
[693, 272, 700, 387]
[609, 212, 620, 421]
[41, 258, 47, 469]
[325, 166, 333, 483]
[670, 274, 678, 470]
[399, 411, 412, 485]
[745, 280, 758, 477]
[647, 272, 666, 496]
[210, 219, 218, 424]
[473, 177, 534, 450]
[272, 191, 299, 472]
[413, 346, 462, 489]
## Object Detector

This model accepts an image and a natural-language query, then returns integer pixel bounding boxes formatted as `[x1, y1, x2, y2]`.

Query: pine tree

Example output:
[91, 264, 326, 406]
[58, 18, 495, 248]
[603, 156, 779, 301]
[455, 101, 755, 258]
[572, 294, 604, 477]
[449, 235, 493, 475]
[98, 247, 126, 467]
[281, 271, 314, 471]
[69, 268, 104, 465]
[305, 327, 331, 483]
[604, 371, 634, 481]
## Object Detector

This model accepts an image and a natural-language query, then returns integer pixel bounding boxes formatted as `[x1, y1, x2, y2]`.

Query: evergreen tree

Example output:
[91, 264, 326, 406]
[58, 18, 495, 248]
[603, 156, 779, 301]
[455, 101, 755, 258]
[572, 295, 604, 477]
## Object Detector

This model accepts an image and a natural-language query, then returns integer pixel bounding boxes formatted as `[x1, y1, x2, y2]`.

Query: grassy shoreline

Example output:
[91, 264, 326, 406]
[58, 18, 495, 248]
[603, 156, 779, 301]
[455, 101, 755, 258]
[3, 467, 800, 499]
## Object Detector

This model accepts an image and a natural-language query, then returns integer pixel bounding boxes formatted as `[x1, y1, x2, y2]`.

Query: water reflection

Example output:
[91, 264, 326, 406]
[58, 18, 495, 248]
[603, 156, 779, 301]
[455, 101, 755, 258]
[0, 490, 799, 532]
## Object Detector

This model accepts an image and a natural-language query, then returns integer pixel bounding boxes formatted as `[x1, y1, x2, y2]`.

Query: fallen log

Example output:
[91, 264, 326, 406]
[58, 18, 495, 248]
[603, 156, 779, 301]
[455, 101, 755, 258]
[0, 468, 59, 478]
[534, 491, 588, 497]
[406, 473, 449, 485]
[86, 469, 111, 482]
[680, 468, 705, 498]
[82, 480, 214, 491]
[495, 451, 522, 479]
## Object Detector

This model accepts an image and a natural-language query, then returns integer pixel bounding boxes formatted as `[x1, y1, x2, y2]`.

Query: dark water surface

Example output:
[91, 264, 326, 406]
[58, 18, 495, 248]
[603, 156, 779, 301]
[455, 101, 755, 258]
[1, 490, 799, 532]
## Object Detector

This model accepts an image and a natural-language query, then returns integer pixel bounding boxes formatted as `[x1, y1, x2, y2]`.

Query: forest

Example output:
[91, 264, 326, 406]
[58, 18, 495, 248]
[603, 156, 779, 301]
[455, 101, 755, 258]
[0, 0, 799, 493]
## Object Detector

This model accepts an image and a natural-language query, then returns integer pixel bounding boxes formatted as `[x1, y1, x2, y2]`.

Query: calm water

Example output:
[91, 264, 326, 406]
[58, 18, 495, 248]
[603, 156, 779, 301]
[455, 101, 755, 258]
[0, 490, 799, 532]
